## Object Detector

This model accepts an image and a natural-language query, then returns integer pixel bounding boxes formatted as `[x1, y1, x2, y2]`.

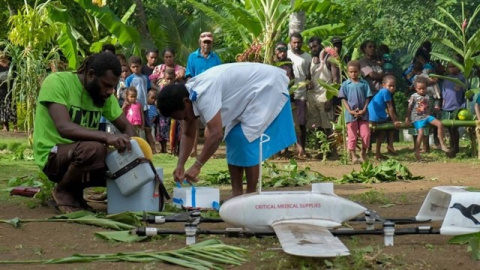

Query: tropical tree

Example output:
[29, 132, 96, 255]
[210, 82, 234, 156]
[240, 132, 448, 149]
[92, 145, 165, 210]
[183, 0, 343, 64]
[3, 0, 142, 136]
[430, 1, 480, 88]
[143, 3, 214, 65]
[4, 0, 61, 136]
[71, 0, 142, 57]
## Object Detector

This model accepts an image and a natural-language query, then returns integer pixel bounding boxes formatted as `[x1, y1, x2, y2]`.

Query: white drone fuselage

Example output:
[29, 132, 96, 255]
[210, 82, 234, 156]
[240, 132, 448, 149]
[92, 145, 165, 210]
[219, 184, 366, 233]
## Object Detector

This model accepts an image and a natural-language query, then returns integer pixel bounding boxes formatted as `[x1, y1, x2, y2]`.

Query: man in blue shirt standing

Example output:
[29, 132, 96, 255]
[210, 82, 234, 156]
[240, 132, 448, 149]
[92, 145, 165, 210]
[185, 32, 222, 156]
[185, 32, 222, 80]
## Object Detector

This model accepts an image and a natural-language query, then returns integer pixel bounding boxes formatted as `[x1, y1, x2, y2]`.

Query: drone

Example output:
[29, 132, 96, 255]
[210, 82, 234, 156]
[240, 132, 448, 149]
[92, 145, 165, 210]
[132, 183, 480, 257]
[131, 136, 480, 257]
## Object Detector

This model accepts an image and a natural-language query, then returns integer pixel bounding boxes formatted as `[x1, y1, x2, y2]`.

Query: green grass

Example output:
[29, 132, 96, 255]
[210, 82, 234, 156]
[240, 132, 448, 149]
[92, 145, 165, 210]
[348, 190, 392, 205]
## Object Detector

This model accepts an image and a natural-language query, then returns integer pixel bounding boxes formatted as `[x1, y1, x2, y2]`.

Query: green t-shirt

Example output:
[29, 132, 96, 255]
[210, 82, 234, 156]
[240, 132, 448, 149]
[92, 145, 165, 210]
[33, 72, 122, 169]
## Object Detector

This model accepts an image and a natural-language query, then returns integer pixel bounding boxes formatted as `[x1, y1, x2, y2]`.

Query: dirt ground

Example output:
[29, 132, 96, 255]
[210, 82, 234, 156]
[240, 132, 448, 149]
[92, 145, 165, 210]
[1, 133, 480, 269]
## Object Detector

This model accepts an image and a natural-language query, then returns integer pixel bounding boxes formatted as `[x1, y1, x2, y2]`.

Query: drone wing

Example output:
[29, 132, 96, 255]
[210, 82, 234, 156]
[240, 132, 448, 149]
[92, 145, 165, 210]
[272, 219, 350, 257]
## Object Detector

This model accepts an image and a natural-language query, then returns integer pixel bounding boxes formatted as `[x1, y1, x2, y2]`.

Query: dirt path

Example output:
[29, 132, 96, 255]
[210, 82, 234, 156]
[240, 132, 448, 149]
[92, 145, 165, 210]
[1, 132, 480, 268]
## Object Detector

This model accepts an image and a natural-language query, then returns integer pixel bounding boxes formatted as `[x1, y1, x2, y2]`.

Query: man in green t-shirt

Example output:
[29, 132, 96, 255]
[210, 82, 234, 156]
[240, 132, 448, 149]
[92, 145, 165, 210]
[33, 52, 136, 213]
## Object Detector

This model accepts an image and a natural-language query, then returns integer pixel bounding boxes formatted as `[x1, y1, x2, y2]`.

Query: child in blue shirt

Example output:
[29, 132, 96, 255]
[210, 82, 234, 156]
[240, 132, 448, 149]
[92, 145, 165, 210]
[339, 60, 373, 164]
[368, 75, 401, 160]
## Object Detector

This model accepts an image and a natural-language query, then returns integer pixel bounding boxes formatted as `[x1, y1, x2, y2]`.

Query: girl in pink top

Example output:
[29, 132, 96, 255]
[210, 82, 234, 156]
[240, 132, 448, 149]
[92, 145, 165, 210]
[122, 87, 144, 133]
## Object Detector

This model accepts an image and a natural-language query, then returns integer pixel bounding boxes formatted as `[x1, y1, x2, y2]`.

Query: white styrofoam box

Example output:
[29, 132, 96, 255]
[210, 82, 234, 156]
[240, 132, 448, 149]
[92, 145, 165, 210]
[402, 129, 413, 142]
[402, 129, 434, 145]
[105, 139, 154, 196]
[107, 168, 162, 214]
[173, 186, 220, 209]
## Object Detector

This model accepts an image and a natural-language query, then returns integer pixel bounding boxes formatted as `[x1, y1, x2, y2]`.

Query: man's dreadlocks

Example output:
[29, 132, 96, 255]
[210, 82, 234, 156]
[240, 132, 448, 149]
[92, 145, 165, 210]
[76, 52, 122, 78]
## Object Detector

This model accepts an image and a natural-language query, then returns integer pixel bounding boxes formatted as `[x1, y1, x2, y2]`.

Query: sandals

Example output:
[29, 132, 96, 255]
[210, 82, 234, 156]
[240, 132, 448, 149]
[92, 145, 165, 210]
[47, 199, 83, 214]
[51, 189, 92, 214]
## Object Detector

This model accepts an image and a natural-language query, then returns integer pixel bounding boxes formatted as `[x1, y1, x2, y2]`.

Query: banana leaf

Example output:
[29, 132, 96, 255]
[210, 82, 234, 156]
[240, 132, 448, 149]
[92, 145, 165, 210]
[293, 0, 333, 13]
[301, 23, 346, 38]
[73, 0, 141, 56]
[94, 230, 147, 243]
[1, 211, 134, 230]
[316, 79, 340, 101]
[0, 239, 248, 269]
[430, 52, 464, 73]
[49, 212, 135, 230]
[0, 217, 21, 228]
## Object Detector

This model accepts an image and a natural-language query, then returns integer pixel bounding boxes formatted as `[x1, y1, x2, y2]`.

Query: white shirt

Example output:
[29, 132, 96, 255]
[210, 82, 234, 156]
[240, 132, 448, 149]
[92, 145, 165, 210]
[185, 62, 289, 142]
[287, 50, 312, 100]
[309, 50, 332, 103]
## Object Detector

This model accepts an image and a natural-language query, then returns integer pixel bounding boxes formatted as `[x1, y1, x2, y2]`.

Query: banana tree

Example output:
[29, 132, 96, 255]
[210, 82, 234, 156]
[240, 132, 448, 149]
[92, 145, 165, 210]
[430, 2, 480, 88]
[144, 4, 214, 65]
[184, 0, 343, 64]
[72, 0, 142, 56]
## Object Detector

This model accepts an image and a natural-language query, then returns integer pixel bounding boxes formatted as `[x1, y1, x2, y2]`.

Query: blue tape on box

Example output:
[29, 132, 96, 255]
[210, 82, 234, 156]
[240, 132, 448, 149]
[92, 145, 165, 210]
[175, 181, 196, 207]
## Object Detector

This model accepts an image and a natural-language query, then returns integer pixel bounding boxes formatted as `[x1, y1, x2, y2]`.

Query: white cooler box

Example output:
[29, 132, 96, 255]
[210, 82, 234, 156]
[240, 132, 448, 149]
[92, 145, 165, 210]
[173, 186, 220, 209]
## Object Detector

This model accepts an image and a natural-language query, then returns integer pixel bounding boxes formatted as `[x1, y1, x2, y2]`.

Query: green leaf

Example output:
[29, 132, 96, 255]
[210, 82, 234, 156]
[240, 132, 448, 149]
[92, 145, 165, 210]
[430, 18, 461, 42]
[57, 24, 79, 69]
[105, 212, 143, 227]
[94, 231, 147, 243]
[0, 217, 22, 228]
[185, 0, 255, 45]
[429, 73, 467, 88]
[437, 7, 462, 33]
[293, 0, 333, 13]
[120, 3, 136, 24]
[317, 79, 339, 101]
[47, 3, 80, 69]
[0, 239, 247, 268]
[430, 52, 464, 73]
[73, 0, 141, 55]
[449, 232, 480, 244]
[301, 23, 346, 39]
[49, 211, 134, 230]
[471, 236, 480, 261]
[465, 5, 480, 34]
[438, 38, 463, 56]
[50, 210, 93, 219]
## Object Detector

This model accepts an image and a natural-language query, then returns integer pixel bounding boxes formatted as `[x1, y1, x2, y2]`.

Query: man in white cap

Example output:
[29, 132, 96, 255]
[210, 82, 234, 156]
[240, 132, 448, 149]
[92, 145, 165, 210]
[185, 31, 222, 157]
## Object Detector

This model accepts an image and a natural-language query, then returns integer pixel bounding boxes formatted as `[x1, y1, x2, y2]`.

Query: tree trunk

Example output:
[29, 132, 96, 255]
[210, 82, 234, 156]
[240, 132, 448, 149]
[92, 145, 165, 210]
[288, 0, 305, 36]
[134, 0, 154, 49]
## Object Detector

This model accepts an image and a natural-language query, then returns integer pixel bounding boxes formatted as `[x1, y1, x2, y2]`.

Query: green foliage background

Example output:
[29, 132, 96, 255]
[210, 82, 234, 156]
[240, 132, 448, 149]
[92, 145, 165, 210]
[1, 0, 480, 132]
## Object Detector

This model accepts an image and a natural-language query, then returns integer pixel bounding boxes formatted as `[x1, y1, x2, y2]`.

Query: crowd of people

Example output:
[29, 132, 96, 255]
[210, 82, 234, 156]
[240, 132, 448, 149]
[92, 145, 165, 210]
[275, 36, 476, 162]
[23, 30, 480, 212]
[45, 34, 478, 166]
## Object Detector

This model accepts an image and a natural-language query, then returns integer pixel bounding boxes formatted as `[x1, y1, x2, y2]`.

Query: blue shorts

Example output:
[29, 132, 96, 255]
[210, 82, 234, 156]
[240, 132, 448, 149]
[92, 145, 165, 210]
[225, 99, 296, 167]
[413, 116, 435, 130]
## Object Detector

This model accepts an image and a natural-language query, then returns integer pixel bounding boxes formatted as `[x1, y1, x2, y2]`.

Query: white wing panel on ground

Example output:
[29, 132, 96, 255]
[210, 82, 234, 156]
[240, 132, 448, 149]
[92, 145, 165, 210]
[272, 219, 350, 257]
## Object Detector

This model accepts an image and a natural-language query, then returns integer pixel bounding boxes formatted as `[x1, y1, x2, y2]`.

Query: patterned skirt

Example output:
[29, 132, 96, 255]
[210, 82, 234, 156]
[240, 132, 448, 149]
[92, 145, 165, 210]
[0, 95, 17, 123]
